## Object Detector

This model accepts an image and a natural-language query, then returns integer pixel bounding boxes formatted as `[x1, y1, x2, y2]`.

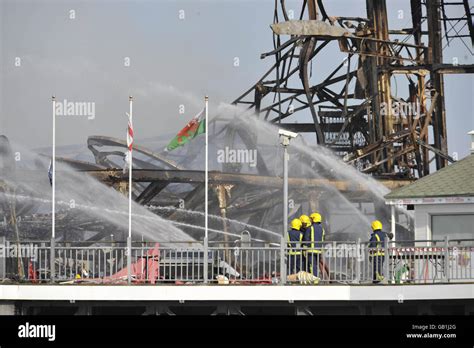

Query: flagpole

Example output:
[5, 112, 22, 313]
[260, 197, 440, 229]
[205, 96, 209, 241]
[128, 96, 133, 240]
[127, 96, 133, 285]
[51, 95, 56, 282]
[204, 95, 209, 283]
[52, 96, 56, 239]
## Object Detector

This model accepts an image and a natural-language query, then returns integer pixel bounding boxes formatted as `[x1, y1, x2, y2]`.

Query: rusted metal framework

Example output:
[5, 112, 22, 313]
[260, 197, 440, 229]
[231, 0, 473, 178]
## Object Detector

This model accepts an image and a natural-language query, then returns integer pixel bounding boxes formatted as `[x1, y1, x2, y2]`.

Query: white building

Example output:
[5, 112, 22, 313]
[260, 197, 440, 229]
[385, 132, 474, 241]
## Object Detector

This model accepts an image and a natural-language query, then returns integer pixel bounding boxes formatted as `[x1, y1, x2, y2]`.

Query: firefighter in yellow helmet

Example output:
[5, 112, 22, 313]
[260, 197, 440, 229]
[287, 219, 304, 274]
[310, 212, 322, 224]
[369, 220, 385, 282]
[299, 215, 312, 231]
[303, 212, 325, 277]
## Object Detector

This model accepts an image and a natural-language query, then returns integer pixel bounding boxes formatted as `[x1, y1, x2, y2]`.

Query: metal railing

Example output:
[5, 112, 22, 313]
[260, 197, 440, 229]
[387, 239, 474, 284]
[0, 238, 472, 285]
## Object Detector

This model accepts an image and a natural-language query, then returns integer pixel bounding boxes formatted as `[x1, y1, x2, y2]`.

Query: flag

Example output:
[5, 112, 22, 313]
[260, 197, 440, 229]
[126, 112, 133, 152]
[123, 112, 133, 173]
[48, 160, 53, 186]
[166, 108, 205, 151]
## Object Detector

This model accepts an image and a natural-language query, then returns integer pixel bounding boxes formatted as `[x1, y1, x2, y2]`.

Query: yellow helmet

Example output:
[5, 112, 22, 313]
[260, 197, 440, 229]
[371, 220, 383, 231]
[291, 218, 302, 231]
[310, 212, 322, 223]
[299, 215, 311, 228]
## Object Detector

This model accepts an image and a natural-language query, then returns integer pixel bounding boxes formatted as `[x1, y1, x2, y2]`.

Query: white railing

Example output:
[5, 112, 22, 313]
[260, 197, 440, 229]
[0, 238, 472, 285]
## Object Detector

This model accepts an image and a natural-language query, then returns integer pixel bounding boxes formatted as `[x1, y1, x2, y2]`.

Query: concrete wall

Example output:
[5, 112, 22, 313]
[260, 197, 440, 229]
[414, 203, 474, 240]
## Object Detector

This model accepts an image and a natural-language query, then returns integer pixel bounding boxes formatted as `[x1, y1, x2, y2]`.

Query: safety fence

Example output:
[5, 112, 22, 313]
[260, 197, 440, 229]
[0, 238, 472, 285]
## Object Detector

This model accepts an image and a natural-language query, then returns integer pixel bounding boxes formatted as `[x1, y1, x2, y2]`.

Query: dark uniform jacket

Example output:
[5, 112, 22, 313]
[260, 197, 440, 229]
[369, 230, 386, 256]
[287, 229, 303, 255]
[303, 223, 325, 252]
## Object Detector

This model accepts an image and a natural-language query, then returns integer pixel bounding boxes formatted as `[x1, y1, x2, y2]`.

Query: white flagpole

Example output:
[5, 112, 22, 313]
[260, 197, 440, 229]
[51, 95, 56, 282]
[204, 96, 209, 283]
[52, 96, 56, 239]
[205, 96, 209, 241]
[128, 96, 133, 240]
[127, 96, 133, 285]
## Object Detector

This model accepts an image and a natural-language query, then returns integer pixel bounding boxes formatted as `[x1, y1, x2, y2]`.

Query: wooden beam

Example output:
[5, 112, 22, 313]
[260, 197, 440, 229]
[84, 169, 413, 192]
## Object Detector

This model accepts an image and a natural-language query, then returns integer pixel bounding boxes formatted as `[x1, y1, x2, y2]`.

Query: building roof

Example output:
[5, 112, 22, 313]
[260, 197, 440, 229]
[385, 154, 474, 200]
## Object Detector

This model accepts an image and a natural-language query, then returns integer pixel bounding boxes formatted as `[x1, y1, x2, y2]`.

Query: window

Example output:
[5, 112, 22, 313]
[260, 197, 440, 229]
[431, 214, 474, 240]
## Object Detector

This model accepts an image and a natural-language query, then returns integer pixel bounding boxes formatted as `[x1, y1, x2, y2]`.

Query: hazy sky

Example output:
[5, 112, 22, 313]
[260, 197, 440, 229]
[1, 0, 473, 159]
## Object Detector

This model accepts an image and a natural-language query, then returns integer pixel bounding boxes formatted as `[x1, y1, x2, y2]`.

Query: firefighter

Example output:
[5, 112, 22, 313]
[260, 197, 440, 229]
[287, 219, 303, 274]
[369, 220, 386, 283]
[299, 215, 312, 233]
[303, 212, 325, 277]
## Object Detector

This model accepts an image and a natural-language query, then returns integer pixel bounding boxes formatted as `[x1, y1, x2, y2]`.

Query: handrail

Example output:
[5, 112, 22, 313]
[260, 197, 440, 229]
[1, 238, 472, 285]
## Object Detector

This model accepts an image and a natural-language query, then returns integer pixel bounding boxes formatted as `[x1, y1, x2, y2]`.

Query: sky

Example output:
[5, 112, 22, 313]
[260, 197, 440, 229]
[0, 0, 473, 160]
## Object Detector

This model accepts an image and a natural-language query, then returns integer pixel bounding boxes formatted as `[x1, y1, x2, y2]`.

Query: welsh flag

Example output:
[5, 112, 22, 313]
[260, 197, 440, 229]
[166, 108, 205, 151]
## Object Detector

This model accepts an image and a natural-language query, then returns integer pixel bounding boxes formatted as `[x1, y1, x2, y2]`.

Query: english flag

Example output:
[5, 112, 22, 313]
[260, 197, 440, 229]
[123, 112, 133, 173]
[126, 112, 133, 152]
